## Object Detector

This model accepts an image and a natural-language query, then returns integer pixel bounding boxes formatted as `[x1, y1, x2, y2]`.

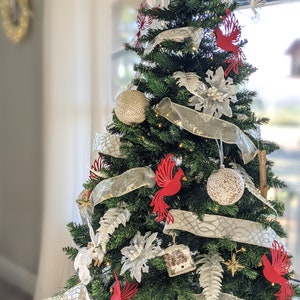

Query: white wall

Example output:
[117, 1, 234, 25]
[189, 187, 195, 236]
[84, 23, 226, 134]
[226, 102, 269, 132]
[0, 0, 44, 295]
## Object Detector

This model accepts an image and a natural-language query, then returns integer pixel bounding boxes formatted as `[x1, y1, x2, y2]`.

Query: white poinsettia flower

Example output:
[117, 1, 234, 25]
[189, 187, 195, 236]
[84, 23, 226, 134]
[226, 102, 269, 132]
[173, 67, 239, 118]
[191, 67, 238, 118]
[120, 231, 163, 282]
[74, 221, 104, 285]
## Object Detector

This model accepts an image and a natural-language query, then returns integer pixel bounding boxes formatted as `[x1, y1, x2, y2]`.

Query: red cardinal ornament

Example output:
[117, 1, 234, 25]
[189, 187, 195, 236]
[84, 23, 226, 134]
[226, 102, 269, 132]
[110, 271, 138, 300]
[213, 9, 245, 76]
[150, 154, 186, 224]
[261, 240, 295, 300]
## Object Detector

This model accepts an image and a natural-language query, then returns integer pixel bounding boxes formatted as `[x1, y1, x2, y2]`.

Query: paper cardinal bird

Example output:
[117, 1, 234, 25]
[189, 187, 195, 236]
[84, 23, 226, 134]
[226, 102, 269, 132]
[213, 9, 245, 76]
[110, 271, 138, 300]
[261, 240, 295, 300]
[150, 153, 186, 224]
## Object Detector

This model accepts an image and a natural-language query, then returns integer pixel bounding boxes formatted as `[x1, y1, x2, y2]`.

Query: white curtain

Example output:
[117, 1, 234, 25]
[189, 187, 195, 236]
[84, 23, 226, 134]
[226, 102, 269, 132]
[34, 1, 113, 299]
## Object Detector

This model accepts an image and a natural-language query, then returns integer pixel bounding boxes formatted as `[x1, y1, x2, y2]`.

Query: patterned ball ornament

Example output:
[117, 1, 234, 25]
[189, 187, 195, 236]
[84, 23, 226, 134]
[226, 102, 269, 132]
[115, 90, 149, 125]
[207, 166, 244, 205]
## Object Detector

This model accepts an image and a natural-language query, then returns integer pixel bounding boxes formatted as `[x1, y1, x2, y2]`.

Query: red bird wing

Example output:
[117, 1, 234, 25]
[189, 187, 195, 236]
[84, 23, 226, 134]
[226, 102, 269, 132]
[270, 240, 291, 276]
[155, 154, 175, 187]
[222, 9, 241, 43]
[121, 282, 139, 300]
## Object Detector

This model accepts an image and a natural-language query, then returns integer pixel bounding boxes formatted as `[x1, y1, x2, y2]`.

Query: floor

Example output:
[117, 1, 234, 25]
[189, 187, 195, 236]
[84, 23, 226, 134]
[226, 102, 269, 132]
[0, 279, 32, 300]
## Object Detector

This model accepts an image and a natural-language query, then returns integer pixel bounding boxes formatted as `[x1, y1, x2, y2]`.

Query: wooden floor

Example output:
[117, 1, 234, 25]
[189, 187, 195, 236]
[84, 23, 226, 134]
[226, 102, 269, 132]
[0, 279, 32, 300]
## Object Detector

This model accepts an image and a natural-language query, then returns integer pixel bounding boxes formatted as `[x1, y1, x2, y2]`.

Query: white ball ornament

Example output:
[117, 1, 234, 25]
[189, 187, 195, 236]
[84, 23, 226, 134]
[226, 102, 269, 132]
[207, 166, 245, 205]
[115, 90, 149, 125]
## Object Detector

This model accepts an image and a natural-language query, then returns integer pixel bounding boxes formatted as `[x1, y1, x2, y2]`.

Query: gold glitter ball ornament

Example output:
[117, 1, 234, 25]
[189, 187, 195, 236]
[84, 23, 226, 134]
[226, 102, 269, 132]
[115, 90, 149, 125]
[207, 166, 244, 205]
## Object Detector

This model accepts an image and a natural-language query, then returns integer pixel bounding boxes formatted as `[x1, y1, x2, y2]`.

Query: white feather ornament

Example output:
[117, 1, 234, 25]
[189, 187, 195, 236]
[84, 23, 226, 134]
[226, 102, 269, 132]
[196, 253, 224, 300]
[96, 204, 131, 253]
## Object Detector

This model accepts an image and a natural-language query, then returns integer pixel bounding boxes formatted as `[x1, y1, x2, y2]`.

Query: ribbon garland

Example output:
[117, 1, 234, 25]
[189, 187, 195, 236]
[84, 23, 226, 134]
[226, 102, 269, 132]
[155, 98, 258, 164]
[90, 167, 156, 207]
[164, 209, 283, 249]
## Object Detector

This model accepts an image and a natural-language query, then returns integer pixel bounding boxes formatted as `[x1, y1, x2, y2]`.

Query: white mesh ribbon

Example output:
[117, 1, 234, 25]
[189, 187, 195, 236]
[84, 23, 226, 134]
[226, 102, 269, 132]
[47, 284, 91, 300]
[163, 209, 282, 248]
[155, 98, 258, 164]
[90, 167, 156, 207]
[93, 132, 127, 158]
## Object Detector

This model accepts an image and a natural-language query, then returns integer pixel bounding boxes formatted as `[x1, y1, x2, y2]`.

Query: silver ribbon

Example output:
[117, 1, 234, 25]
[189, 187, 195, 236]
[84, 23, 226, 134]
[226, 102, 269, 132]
[90, 167, 156, 207]
[93, 132, 127, 158]
[155, 98, 258, 164]
[163, 209, 282, 248]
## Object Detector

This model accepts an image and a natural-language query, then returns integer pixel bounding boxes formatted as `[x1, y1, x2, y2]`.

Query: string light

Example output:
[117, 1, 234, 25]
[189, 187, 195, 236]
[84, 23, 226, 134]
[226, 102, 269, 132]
[0, 0, 31, 43]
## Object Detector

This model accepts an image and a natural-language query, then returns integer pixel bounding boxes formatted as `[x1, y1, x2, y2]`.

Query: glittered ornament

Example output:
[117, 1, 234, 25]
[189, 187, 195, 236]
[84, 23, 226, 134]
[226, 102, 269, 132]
[164, 244, 196, 277]
[207, 166, 244, 205]
[115, 90, 149, 125]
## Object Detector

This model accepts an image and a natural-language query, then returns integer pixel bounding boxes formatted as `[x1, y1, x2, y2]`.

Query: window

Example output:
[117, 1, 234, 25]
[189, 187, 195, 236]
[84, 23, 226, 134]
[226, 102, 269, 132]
[111, 0, 141, 97]
[238, 2, 300, 278]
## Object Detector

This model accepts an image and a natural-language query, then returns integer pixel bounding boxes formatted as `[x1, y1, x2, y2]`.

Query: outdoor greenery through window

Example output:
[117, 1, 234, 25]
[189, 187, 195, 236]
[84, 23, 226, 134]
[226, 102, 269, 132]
[112, 0, 300, 280]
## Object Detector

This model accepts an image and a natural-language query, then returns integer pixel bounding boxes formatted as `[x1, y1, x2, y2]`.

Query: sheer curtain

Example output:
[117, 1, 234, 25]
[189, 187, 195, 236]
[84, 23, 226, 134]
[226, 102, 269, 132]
[34, 1, 113, 299]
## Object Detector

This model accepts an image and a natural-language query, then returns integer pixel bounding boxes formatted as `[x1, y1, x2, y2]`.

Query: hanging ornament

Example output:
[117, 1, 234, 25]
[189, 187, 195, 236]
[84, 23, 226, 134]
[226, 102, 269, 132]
[164, 236, 196, 277]
[0, 0, 31, 43]
[115, 90, 149, 125]
[96, 204, 131, 253]
[196, 253, 224, 300]
[150, 154, 186, 223]
[258, 150, 268, 198]
[207, 165, 244, 205]
[110, 271, 138, 300]
[89, 153, 107, 180]
[207, 140, 244, 205]
[120, 231, 163, 282]
[223, 252, 245, 277]
[213, 9, 245, 76]
[173, 67, 239, 118]
[262, 240, 295, 300]
[144, 27, 203, 55]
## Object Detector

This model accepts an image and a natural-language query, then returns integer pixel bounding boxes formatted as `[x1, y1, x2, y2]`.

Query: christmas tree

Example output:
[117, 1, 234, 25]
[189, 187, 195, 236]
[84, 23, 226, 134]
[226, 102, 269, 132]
[50, 1, 300, 299]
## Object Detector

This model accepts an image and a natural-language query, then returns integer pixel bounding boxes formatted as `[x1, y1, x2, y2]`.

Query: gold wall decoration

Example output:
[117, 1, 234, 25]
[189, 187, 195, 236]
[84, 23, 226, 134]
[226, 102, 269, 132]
[0, 0, 31, 43]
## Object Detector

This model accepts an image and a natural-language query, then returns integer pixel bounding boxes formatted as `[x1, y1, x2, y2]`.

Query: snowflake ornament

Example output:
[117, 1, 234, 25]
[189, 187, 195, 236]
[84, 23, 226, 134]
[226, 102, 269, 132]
[173, 67, 239, 118]
[120, 231, 163, 282]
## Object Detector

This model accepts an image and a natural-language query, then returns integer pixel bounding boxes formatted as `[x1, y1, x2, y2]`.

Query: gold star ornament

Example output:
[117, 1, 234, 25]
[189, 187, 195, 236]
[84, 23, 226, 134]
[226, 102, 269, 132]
[223, 253, 244, 277]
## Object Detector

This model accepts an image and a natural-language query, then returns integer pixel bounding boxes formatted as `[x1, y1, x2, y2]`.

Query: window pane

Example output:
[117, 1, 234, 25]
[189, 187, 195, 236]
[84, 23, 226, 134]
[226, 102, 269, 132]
[111, 1, 141, 96]
[238, 2, 300, 279]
